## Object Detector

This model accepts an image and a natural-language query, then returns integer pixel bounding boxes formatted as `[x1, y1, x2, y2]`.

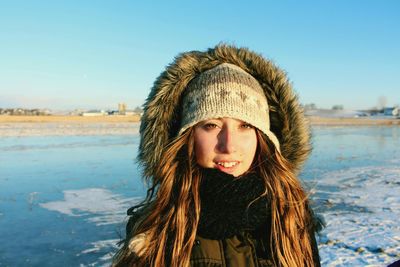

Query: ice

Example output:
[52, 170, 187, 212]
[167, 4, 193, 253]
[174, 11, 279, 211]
[316, 166, 400, 266]
[40, 188, 143, 225]
[39, 188, 143, 266]
[77, 239, 120, 267]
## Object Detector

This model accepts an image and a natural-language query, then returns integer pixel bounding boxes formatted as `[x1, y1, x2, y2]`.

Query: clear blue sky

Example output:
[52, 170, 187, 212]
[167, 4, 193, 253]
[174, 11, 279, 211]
[1, 1, 399, 111]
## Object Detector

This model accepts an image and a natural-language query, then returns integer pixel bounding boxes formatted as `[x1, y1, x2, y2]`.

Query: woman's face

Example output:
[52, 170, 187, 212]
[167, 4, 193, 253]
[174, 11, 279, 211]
[193, 117, 258, 177]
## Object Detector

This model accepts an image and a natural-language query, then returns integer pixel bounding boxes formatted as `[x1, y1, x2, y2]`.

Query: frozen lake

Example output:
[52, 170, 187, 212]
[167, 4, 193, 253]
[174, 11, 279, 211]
[0, 125, 399, 266]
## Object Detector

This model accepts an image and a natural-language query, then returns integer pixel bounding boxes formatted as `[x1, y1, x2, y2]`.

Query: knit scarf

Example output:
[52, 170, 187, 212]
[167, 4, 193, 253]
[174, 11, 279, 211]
[197, 168, 271, 239]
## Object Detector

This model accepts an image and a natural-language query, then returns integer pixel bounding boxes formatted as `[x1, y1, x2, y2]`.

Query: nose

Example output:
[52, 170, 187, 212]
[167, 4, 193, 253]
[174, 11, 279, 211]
[217, 127, 236, 153]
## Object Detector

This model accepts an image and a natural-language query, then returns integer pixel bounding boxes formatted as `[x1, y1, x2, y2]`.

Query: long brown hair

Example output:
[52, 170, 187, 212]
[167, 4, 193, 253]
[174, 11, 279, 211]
[253, 130, 315, 267]
[113, 128, 315, 267]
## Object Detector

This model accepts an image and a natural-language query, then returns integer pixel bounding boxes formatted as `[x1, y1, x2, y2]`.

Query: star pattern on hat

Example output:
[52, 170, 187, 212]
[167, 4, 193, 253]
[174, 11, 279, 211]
[238, 91, 248, 102]
[219, 89, 231, 98]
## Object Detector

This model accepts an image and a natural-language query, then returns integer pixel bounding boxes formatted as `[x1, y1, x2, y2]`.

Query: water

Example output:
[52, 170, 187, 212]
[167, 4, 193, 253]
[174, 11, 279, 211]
[305, 127, 400, 266]
[0, 125, 399, 266]
[0, 135, 145, 266]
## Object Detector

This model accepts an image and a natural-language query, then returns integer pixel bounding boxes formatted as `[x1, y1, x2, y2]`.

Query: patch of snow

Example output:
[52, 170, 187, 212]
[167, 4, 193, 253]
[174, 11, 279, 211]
[77, 239, 119, 267]
[40, 188, 142, 225]
[316, 166, 400, 266]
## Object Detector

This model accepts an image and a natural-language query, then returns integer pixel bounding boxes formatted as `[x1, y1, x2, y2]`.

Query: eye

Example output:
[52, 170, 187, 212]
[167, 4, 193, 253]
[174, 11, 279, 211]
[203, 123, 218, 130]
[240, 123, 254, 129]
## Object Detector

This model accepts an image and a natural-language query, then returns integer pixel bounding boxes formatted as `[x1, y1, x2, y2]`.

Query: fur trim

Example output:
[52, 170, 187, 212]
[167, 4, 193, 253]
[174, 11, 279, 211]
[138, 44, 311, 177]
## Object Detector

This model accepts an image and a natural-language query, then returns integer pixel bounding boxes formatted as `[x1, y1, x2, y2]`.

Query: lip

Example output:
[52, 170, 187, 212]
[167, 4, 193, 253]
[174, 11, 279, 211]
[214, 160, 240, 174]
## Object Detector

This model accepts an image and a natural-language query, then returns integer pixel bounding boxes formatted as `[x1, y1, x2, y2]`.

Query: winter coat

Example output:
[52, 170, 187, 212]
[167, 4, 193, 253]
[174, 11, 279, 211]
[190, 233, 320, 267]
[124, 221, 320, 267]
[190, 234, 275, 267]
[125, 215, 320, 267]
[125, 44, 319, 266]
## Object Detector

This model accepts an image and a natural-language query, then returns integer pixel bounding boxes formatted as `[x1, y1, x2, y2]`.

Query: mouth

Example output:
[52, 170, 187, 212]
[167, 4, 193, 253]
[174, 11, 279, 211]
[214, 161, 240, 173]
[216, 161, 239, 168]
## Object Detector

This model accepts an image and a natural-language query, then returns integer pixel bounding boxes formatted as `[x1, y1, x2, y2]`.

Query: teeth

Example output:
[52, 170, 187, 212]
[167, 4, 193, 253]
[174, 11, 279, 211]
[217, 162, 238, 168]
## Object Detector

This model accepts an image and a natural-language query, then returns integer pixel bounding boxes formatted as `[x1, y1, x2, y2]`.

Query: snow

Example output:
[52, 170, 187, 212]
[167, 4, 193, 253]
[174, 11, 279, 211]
[40, 188, 142, 226]
[316, 166, 400, 266]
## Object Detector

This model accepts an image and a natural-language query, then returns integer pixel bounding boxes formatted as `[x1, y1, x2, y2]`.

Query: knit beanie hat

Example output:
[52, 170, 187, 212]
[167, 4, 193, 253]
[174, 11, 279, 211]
[179, 63, 280, 152]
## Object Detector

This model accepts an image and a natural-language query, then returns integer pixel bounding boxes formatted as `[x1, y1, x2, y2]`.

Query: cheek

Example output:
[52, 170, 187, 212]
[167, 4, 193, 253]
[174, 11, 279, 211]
[249, 139, 258, 162]
[242, 132, 258, 163]
[194, 131, 215, 166]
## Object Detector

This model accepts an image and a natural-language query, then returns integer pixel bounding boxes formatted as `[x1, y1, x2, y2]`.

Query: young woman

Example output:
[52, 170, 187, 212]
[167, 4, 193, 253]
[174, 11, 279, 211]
[113, 44, 322, 267]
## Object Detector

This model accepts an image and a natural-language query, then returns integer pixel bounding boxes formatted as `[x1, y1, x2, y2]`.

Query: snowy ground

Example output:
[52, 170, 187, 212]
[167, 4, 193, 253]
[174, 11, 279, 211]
[315, 165, 400, 266]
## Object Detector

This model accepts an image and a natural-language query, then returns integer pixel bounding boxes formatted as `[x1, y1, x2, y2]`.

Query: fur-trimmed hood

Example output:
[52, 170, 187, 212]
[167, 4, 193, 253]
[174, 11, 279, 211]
[138, 44, 311, 177]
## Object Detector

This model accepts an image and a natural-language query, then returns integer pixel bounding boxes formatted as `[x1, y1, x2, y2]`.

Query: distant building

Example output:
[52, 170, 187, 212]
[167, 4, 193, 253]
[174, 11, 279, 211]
[383, 107, 399, 116]
[118, 103, 127, 115]
[0, 108, 51, 116]
[82, 110, 107, 116]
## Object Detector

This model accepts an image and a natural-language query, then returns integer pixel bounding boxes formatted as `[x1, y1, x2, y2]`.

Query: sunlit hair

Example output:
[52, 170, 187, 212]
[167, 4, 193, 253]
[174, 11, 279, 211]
[113, 127, 315, 267]
[113, 128, 199, 266]
[253, 130, 315, 267]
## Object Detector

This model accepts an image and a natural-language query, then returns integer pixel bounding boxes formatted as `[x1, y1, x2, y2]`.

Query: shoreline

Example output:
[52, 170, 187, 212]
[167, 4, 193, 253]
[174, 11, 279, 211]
[306, 116, 400, 126]
[1, 115, 399, 125]
[0, 115, 141, 123]
[1, 115, 399, 137]
[0, 116, 142, 137]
